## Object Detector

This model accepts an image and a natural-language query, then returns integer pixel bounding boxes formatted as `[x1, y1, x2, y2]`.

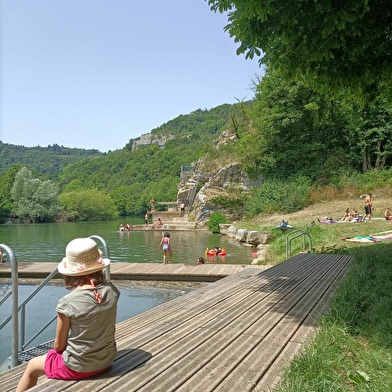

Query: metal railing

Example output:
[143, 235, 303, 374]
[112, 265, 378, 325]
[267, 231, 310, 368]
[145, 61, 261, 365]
[0, 235, 110, 369]
[286, 229, 313, 259]
[0, 243, 18, 368]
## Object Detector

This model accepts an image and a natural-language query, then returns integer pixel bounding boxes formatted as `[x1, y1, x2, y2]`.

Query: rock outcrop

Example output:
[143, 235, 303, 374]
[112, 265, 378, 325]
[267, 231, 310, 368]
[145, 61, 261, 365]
[190, 162, 261, 227]
[175, 131, 262, 227]
[132, 133, 175, 151]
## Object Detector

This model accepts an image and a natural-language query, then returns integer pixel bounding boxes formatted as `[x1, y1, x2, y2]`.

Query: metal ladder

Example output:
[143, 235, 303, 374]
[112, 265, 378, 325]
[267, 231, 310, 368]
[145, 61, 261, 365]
[286, 229, 313, 259]
[0, 235, 110, 371]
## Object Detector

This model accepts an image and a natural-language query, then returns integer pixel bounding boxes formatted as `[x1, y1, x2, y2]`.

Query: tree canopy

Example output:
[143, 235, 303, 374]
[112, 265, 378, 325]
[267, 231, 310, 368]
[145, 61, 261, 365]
[11, 167, 60, 223]
[207, 0, 392, 93]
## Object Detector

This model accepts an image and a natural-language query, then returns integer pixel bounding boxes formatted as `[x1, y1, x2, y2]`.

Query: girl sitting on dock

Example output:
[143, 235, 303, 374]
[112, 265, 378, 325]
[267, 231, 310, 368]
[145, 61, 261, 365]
[16, 238, 119, 392]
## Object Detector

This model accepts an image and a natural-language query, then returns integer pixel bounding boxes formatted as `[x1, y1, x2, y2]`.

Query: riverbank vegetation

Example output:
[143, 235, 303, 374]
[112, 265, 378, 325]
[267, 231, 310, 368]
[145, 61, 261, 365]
[274, 244, 392, 392]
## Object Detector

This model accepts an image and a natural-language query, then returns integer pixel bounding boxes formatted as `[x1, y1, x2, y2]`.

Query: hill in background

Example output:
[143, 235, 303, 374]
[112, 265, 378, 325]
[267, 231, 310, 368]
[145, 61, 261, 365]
[0, 142, 104, 178]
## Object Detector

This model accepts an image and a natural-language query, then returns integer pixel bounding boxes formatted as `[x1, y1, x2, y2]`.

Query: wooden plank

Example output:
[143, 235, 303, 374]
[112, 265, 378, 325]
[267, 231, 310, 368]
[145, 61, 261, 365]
[210, 255, 352, 392]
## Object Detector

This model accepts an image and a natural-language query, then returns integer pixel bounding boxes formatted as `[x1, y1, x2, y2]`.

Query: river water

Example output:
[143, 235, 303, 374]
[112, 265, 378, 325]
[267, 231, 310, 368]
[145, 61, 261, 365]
[0, 218, 254, 264]
[0, 219, 254, 365]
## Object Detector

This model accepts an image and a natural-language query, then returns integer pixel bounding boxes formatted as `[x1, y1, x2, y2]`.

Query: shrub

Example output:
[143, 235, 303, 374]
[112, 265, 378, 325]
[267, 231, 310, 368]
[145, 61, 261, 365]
[207, 211, 228, 233]
[245, 176, 311, 218]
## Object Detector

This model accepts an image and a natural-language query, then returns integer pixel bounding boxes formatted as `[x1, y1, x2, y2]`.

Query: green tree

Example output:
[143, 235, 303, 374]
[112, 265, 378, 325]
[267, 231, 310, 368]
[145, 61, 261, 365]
[354, 99, 392, 172]
[0, 165, 22, 223]
[0, 141, 103, 178]
[236, 70, 353, 180]
[59, 189, 118, 221]
[207, 0, 392, 92]
[10, 167, 60, 222]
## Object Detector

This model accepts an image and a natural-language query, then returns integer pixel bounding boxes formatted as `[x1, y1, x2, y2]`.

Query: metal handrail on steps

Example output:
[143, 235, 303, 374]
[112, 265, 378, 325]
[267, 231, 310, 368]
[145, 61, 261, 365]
[286, 229, 313, 259]
[0, 235, 110, 369]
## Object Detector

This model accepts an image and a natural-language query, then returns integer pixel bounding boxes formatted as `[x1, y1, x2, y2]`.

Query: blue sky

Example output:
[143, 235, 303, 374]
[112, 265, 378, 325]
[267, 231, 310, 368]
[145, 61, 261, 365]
[0, 1, 262, 152]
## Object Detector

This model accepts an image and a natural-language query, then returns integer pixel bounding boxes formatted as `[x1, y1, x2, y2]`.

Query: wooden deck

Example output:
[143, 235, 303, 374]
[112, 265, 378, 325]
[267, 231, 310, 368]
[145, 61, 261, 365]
[0, 254, 353, 391]
[0, 262, 268, 282]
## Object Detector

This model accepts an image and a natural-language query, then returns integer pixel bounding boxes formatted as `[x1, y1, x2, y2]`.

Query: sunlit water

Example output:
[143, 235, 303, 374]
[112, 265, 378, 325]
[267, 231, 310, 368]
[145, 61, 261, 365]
[0, 219, 254, 264]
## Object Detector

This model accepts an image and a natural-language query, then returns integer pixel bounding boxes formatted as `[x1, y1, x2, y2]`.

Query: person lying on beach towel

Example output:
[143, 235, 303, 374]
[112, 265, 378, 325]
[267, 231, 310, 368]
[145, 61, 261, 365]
[276, 220, 293, 229]
[318, 217, 337, 224]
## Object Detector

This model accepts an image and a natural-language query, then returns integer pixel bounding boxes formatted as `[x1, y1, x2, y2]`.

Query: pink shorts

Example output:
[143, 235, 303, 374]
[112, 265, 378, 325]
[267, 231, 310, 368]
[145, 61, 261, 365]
[44, 349, 108, 380]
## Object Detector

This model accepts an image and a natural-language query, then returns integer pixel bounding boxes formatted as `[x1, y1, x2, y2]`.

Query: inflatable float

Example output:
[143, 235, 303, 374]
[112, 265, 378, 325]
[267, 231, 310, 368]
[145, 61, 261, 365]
[205, 248, 227, 256]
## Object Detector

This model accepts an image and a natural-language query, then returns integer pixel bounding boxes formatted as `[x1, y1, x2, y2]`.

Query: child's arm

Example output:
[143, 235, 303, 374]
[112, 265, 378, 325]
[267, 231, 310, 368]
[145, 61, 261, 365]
[54, 312, 70, 352]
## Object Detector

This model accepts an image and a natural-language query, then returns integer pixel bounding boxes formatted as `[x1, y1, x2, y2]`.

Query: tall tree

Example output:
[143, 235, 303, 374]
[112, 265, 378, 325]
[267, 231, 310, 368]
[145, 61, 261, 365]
[236, 70, 354, 180]
[0, 165, 22, 223]
[207, 0, 392, 93]
[354, 99, 392, 172]
[10, 167, 60, 222]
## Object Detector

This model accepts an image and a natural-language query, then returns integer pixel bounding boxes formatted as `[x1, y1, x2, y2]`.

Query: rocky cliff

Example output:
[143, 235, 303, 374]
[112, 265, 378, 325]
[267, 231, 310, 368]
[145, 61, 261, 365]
[176, 130, 262, 226]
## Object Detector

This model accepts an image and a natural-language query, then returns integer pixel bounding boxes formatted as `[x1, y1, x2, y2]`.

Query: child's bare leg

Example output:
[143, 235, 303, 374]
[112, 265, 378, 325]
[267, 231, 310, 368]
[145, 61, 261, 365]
[16, 354, 46, 392]
[163, 251, 166, 264]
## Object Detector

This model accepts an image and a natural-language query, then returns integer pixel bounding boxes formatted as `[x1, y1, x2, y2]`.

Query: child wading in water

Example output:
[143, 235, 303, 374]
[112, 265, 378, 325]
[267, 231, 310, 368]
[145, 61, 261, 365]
[16, 238, 120, 392]
[159, 232, 172, 264]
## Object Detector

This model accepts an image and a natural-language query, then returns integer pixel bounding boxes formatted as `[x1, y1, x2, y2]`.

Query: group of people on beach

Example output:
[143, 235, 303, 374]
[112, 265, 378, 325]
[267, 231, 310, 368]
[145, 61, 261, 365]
[339, 193, 373, 222]
[144, 212, 163, 228]
[334, 193, 392, 223]
[340, 207, 361, 222]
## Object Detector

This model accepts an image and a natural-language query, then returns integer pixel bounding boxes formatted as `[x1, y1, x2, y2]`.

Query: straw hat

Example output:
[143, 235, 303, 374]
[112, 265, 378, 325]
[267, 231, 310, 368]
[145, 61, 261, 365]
[58, 238, 110, 276]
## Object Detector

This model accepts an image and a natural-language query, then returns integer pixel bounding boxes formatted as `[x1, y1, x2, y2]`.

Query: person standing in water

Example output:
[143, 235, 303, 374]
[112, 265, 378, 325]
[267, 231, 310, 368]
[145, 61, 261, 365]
[159, 232, 172, 264]
[16, 238, 119, 392]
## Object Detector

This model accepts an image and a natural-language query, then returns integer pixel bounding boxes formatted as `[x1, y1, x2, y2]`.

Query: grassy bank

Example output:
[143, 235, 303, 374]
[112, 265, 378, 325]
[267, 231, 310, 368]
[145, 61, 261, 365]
[241, 181, 392, 391]
[260, 219, 392, 265]
[273, 244, 392, 392]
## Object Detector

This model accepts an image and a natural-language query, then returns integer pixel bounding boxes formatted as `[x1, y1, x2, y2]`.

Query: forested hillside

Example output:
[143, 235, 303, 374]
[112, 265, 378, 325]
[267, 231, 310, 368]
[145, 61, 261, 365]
[0, 142, 103, 178]
[57, 104, 243, 215]
[0, 103, 244, 222]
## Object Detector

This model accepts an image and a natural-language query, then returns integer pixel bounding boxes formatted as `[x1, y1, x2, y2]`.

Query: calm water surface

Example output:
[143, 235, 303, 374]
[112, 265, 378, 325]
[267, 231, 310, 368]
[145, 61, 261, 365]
[0, 219, 254, 264]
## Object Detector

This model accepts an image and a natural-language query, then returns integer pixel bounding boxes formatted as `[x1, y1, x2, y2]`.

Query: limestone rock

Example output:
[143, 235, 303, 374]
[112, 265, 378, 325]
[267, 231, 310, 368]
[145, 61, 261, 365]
[226, 225, 238, 238]
[132, 133, 175, 151]
[235, 229, 248, 242]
